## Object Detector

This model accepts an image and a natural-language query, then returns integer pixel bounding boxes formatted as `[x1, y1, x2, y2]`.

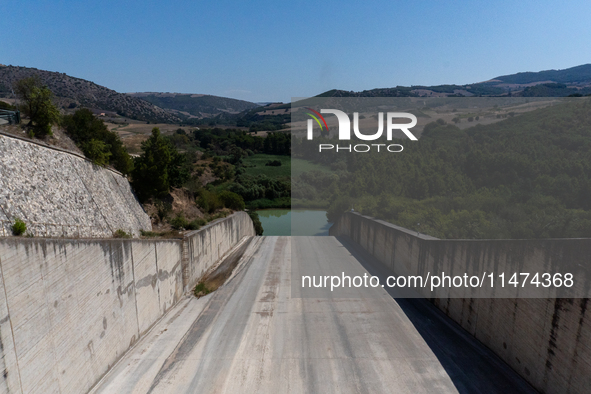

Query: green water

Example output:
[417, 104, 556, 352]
[256, 210, 332, 236]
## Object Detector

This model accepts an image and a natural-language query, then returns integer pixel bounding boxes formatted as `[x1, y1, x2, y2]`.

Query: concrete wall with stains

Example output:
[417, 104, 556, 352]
[330, 212, 591, 394]
[0, 212, 252, 394]
[182, 211, 255, 292]
[0, 132, 151, 238]
[0, 238, 182, 394]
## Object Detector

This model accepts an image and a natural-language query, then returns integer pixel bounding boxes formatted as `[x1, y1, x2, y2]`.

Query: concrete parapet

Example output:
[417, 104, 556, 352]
[0, 211, 254, 393]
[182, 211, 256, 292]
[330, 212, 591, 394]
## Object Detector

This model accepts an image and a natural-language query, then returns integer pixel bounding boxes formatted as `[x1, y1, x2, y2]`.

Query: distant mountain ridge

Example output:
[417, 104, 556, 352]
[490, 64, 591, 85]
[127, 92, 258, 119]
[318, 63, 591, 98]
[0, 65, 261, 124]
[3, 63, 590, 126]
[0, 65, 180, 123]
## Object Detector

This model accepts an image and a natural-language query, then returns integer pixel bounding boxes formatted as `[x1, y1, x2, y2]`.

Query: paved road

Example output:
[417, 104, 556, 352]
[91, 236, 536, 394]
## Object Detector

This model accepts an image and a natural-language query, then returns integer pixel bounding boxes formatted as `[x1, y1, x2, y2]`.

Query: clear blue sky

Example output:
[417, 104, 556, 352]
[3, 0, 591, 103]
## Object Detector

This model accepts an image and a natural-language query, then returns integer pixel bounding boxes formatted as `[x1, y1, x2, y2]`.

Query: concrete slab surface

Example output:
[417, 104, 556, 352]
[90, 236, 537, 394]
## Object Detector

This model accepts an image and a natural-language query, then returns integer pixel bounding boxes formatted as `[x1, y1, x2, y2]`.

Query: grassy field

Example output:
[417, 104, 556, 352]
[106, 121, 192, 154]
[291, 158, 332, 177]
[243, 155, 333, 178]
[243, 154, 291, 177]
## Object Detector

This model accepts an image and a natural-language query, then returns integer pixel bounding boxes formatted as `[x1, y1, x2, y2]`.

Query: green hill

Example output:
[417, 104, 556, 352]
[492, 64, 591, 84]
[127, 93, 258, 119]
[316, 64, 591, 99]
[295, 98, 591, 239]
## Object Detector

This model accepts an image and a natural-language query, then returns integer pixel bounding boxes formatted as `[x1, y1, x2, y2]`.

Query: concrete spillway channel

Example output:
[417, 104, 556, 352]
[90, 236, 536, 394]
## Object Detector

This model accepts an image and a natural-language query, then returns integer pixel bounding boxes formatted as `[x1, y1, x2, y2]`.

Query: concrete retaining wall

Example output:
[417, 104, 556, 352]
[182, 211, 256, 291]
[0, 133, 151, 238]
[330, 212, 591, 394]
[0, 212, 253, 394]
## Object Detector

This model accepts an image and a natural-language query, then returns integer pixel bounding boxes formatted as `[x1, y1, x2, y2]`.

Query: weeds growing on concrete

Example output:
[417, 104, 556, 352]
[194, 282, 212, 298]
[11, 218, 26, 236]
[113, 229, 132, 238]
[139, 229, 183, 239]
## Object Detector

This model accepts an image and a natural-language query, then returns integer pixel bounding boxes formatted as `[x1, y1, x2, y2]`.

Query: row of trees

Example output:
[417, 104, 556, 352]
[11, 77, 135, 175]
[10, 77, 188, 199]
[194, 128, 290, 155]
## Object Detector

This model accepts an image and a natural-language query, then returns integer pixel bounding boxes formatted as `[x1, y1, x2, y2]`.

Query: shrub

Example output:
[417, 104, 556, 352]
[0, 101, 16, 111]
[83, 139, 112, 166]
[187, 218, 207, 230]
[219, 190, 245, 210]
[170, 213, 189, 230]
[154, 199, 172, 223]
[140, 230, 159, 237]
[62, 108, 133, 174]
[247, 211, 264, 235]
[197, 189, 223, 213]
[194, 282, 212, 298]
[265, 159, 282, 167]
[113, 229, 131, 238]
[208, 211, 229, 221]
[11, 219, 26, 236]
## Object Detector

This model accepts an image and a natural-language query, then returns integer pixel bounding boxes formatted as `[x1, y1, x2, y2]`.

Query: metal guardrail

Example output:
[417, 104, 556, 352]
[0, 109, 20, 124]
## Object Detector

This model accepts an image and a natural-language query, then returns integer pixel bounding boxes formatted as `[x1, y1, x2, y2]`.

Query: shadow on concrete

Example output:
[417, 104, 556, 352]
[335, 236, 539, 394]
[313, 221, 333, 236]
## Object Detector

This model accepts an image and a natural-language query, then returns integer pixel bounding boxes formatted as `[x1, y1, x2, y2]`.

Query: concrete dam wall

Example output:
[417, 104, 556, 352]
[330, 212, 591, 394]
[182, 211, 256, 291]
[0, 132, 151, 238]
[0, 212, 254, 394]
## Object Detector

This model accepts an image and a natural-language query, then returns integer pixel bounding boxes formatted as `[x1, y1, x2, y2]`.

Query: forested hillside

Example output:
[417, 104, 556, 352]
[127, 93, 258, 119]
[294, 98, 591, 239]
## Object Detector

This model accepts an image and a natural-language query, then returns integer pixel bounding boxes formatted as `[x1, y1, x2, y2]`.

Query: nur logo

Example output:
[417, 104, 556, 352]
[305, 108, 418, 153]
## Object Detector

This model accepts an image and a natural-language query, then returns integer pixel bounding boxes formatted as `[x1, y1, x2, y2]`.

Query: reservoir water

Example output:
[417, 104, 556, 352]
[256, 210, 332, 236]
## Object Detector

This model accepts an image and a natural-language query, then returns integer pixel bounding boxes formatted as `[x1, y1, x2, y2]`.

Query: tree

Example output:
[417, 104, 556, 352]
[14, 76, 60, 137]
[62, 108, 133, 174]
[218, 190, 245, 210]
[132, 128, 189, 201]
[83, 139, 111, 166]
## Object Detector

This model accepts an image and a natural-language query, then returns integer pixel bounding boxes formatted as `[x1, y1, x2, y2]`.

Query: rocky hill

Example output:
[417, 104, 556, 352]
[0, 65, 180, 123]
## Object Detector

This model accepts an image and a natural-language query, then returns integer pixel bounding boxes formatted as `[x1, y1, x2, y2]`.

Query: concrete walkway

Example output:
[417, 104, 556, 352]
[90, 236, 536, 394]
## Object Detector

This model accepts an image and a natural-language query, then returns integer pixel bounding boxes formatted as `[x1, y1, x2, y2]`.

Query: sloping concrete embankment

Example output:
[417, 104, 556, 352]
[0, 132, 151, 238]
[330, 212, 591, 394]
[0, 212, 254, 394]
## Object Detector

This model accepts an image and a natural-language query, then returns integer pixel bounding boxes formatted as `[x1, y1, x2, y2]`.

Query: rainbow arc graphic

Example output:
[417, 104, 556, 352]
[305, 108, 329, 132]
